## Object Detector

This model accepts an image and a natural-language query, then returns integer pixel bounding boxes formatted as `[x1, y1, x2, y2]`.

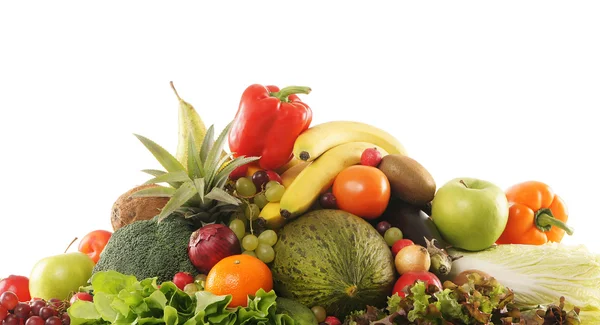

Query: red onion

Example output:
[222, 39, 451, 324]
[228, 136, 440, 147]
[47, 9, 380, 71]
[188, 223, 242, 274]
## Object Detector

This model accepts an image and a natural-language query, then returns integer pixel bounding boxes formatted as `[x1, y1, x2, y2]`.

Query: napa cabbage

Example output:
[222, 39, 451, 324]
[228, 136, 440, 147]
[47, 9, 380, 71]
[447, 242, 600, 323]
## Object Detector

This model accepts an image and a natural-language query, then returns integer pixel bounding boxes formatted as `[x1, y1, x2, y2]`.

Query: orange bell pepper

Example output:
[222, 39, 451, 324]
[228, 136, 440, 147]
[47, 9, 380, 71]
[496, 180, 573, 245]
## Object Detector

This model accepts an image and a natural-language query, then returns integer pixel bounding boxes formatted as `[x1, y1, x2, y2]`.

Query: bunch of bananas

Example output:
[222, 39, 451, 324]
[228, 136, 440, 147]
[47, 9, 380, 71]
[257, 121, 407, 229]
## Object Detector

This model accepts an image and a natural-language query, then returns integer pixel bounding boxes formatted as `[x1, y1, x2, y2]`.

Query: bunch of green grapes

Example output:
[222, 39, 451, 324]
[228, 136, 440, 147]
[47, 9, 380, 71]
[229, 219, 278, 263]
[228, 169, 285, 263]
[234, 170, 285, 203]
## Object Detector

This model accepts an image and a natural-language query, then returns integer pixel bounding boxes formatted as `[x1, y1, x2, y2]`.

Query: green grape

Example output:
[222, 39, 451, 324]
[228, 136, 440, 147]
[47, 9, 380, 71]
[242, 250, 257, 258]
[194, 273, 207, 283]
[258, 229, 278, 246]
[265, 180, 280, 190]
[255, 243, 275, 263]
[242, 234, 259, 251]
[183, 283, 200, 295]
[265, 184, 285, 202]
[384, 227, 403, 246]
[229, 219, 246, 241]
[253, 192, 269, 209]
[236, 177, 257, 197]
[244, 203, 260, 220]
[311, 306, 327, 323]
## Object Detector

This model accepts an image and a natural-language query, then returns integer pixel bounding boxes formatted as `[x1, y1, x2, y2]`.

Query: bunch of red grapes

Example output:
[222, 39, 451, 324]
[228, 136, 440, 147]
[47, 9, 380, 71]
[0, 292, 70, 325]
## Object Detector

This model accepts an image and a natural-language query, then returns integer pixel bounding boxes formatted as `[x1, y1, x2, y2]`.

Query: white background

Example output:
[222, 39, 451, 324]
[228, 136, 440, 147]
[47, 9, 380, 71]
[1, 1, 599, 278]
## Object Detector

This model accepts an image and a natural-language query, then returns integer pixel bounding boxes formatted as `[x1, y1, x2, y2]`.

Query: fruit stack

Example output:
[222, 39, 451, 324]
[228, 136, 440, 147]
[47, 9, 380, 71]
[1, 81, 597, 325]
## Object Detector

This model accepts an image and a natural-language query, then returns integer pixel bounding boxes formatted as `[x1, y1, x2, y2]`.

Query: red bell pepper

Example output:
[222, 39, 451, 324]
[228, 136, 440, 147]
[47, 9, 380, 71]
[229, 84, 312, 170]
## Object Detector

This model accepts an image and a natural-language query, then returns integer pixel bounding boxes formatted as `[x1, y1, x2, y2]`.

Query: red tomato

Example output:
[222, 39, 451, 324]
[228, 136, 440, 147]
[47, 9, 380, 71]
[78, 230, 113, 264]
[69, 292, 93, 305]
[332, 165, 391, 219]
[392, 271, 442, 298]
[391, 239, 414, 257]
[0, 275, 31, 302]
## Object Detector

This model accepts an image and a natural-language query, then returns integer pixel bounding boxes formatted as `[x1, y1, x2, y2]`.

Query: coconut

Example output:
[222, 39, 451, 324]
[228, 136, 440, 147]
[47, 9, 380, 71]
[110, 184, 168, 231]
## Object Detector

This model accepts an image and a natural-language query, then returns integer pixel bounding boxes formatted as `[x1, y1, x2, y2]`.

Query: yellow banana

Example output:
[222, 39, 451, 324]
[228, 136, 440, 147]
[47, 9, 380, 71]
[293, 121, 407, 162]
[281, 161, 310, 188]
[274, 156, 304, 174]
[256, 202, 286, 230]
[172, 81, 208, 167]
[280, 142, 388, 220]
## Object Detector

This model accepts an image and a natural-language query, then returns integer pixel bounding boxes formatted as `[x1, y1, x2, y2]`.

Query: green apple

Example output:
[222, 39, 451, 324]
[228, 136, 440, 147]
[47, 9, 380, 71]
[29, 252, 95, 300]
[431, 177, 509, 251]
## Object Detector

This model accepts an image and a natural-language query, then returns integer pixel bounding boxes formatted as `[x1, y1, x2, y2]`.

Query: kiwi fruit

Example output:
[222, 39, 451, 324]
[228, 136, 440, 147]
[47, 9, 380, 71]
[377, 154, 436, 206]
[110, 184, 169, 231]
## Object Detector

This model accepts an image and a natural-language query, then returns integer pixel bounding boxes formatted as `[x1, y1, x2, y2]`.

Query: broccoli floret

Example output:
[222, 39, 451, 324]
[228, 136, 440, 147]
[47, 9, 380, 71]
[93, 214, 199, 283]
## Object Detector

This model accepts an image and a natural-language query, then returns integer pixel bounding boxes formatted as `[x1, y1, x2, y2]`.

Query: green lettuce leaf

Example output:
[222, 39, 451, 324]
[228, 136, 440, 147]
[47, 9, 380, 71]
[67, 300, 103, 325]
[434, 289, 470, 324]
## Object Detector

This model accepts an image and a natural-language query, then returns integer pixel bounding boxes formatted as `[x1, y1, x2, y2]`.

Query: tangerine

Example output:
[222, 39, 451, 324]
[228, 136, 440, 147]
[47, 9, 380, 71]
[204, 254, 273, 307]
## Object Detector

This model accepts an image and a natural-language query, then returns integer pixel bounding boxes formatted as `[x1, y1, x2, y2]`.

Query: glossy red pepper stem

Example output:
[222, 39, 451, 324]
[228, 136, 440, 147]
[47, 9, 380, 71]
[534, 208, 574, 235]
[270, 86, 311, 102]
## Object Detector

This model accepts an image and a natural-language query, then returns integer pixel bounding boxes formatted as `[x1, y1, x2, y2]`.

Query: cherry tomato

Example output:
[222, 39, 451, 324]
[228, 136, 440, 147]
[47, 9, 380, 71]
[0, 275, 31, 302]
[392, 271, 442, 298]
[69, 292, 93, 305]
[332, 165, 391, 219]
[391, 239, 414, 257]
[78, 230, 112, 264]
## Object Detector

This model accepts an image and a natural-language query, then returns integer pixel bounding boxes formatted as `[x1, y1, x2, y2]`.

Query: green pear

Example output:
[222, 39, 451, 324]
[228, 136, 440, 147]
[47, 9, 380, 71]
[29, 252, 95, 300]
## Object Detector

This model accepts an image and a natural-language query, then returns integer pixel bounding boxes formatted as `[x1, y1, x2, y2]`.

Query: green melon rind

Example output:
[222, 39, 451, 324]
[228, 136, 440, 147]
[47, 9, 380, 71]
[271, 209, 396, 319]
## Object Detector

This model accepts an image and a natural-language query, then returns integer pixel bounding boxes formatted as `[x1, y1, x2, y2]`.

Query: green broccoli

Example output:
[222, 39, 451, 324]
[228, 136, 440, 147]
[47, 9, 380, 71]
[93, 214, 199, 283]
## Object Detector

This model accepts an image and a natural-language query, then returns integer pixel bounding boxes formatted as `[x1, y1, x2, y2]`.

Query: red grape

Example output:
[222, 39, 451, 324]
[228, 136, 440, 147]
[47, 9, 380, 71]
[360, 148, 382, 167]
[251, 170, 269, 190]
[375, 221, 391, 236]
[39, 307, 56, 320]
[29, 300, 46, 316]
[0, 305, 8, 322]
[3, 314, 19, 325]
[60, 313, 70, 325]
[319, 192, 338, 209]
[13, 302, 31, 318]
[45, 316, 62, 325]
[25, 316, 45, 325]
[45, 300, 62, 310]
[266, 170, 282, 184]
[0, 291, 19, 310]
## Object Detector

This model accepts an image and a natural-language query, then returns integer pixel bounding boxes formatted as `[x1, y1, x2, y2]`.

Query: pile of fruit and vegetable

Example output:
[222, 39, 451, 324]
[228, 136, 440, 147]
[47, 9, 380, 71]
[2, 82, 600, 325]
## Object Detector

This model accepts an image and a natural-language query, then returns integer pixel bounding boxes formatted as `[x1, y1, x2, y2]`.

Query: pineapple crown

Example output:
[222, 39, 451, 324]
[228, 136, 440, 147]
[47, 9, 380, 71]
[131, 121, 259, 222]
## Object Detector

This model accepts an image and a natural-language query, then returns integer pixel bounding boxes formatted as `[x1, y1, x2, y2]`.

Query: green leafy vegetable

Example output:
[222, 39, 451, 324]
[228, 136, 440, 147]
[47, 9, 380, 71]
[447, 242, 600, 323]
[68, 270, 295, 325]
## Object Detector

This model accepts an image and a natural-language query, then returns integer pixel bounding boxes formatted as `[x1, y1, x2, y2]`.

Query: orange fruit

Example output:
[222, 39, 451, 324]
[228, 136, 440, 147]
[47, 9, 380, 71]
[204, 254, 273, 307]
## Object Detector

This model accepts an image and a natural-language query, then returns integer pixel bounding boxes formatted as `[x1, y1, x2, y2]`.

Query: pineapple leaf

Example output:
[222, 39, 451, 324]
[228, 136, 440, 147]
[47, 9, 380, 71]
[141, 169, 181, 188]
[141, 169, 166, 177]
[131, 185, 176, 198]
[157, 181, 198, 222]
[214, 156, 260, 189]
[199, 125, 215, 163]
[204, 187, 241, 206]
[193, 178, 206, 204]
[143, 171, 190, 186]
[205, 122, 233, 188]
[207, 151, 234, 189]
[134, 134, 186, 173]
[187, 131, 204, 179]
